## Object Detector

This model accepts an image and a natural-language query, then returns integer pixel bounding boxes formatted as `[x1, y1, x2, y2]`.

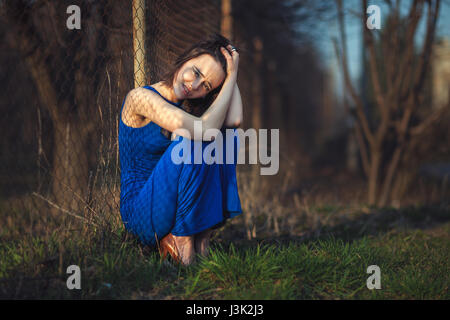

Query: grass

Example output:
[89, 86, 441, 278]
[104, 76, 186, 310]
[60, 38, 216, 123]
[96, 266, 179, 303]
[0, 202, 449, 299]
[182, 229, 449, 299]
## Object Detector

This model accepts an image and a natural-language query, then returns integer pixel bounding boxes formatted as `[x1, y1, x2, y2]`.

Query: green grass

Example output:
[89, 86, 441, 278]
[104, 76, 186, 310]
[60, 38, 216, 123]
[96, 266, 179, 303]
[1, 217, 448, 299]
[1, 199, 449, 299]
[182, 229, 449, 299]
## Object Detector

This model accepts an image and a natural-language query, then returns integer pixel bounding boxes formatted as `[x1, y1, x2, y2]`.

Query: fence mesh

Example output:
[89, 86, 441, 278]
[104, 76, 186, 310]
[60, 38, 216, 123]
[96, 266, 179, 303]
[0, 0, 240, 238]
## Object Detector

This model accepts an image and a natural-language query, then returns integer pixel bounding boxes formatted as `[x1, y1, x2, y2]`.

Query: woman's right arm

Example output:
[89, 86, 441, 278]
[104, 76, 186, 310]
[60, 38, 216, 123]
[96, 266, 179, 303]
[123, 46, 239, 141]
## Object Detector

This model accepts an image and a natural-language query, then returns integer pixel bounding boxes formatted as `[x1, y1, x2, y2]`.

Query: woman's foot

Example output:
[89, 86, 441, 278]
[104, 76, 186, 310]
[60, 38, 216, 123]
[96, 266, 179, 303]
[194, 229, 214, 257]
[159, 233, 195, 266]
[174, 235, 195, 265]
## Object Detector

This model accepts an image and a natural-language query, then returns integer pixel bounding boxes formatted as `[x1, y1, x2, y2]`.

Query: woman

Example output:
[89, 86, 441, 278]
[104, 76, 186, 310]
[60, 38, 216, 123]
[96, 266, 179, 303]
[119, 34, 243, 265]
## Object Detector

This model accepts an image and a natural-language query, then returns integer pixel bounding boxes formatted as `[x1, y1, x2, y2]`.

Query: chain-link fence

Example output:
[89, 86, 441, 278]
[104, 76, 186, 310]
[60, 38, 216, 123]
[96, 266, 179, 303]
[0, 0, 246, 237]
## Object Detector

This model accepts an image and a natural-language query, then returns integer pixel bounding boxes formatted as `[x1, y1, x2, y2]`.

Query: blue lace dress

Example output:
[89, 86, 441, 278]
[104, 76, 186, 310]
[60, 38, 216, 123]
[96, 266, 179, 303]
[119, 86, 242, 246]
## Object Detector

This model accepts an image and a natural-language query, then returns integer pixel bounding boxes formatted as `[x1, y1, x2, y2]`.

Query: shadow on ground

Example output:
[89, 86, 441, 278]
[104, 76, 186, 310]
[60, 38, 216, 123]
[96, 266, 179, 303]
[216, 203, 450, 249]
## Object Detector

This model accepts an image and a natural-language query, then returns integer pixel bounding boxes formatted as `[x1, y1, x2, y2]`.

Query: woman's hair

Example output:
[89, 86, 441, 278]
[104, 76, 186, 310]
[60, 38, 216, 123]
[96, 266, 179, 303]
[160, 33, 236, 138]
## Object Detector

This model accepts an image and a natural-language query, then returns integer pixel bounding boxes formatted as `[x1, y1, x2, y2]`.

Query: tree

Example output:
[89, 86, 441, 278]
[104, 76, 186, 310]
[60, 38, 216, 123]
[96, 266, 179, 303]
[334, 0, 448, 206]
[1, 1, 131, 213]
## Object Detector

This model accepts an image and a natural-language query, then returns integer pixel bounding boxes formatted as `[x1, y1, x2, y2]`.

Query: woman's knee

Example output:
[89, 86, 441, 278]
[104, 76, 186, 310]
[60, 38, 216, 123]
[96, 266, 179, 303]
[166, 136, 217, 167]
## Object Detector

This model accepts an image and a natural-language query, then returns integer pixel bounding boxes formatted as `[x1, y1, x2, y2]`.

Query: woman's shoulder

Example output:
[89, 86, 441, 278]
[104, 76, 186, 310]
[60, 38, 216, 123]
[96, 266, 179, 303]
[142, 81, 164, 94]
[122, 82, 185, 131]
[128, 82, 171, 103]
[121, 82, 173, 128]
[121, 86, 156, 128]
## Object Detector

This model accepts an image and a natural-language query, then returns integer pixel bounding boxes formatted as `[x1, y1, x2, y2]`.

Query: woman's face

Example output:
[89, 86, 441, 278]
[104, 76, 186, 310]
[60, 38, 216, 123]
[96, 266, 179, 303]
[173, 54, 226, 100]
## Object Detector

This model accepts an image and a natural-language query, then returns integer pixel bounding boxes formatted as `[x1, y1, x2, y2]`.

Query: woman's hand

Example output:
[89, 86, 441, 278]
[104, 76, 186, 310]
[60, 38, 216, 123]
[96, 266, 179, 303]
[221, 44, 239, 79]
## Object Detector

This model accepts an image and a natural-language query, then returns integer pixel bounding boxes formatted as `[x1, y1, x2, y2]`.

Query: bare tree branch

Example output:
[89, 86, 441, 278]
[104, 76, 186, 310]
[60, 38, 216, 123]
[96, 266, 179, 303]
[389, 0, 422, 106]
[413, 0, 440, 93]
[354, 121, 371, 178]
[362, 0, 388, 123]
[334, 0, 374, 147]
[410, 104, 448, 136]
[32, 192, 99, 228]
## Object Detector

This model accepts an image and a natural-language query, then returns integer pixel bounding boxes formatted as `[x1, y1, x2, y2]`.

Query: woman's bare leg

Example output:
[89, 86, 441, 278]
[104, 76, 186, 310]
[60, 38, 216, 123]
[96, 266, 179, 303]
[173, 235, 195, 265]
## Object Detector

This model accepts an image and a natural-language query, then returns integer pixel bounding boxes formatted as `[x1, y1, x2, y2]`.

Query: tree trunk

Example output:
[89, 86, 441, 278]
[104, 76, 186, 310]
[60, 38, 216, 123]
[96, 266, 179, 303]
[252, 36, 263, 130]
[51, 117, 90, 214]
[390, 169, 414, 207]
[368, 150, 381, 205]
[244, 36, 264, 240]
[378, 144, 403, 206]
[221, 0, 233, 40]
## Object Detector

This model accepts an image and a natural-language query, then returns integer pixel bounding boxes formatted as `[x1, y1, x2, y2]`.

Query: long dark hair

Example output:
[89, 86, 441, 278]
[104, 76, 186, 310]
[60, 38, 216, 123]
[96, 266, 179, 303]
[160, 33, 235, 138]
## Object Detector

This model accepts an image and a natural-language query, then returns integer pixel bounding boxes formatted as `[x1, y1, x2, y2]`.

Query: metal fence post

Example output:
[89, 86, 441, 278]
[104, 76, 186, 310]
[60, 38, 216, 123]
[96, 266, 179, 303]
[133, 0, 146, 88]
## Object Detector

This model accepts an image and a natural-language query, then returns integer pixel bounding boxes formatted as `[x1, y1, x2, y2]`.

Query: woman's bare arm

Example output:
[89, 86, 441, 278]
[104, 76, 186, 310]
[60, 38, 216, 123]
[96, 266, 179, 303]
[123, 46, 239, 141]
[124, 74, 236, 141]
[223, 83, 243, 128]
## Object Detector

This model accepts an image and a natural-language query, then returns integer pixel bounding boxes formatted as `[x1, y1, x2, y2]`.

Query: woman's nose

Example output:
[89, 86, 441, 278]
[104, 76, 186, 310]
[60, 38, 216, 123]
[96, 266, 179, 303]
[192, 79, 201, 91]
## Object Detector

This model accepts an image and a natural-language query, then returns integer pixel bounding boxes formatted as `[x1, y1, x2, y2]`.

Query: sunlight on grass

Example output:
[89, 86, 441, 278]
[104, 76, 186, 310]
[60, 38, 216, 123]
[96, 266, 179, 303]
[180, 230, 449, 300]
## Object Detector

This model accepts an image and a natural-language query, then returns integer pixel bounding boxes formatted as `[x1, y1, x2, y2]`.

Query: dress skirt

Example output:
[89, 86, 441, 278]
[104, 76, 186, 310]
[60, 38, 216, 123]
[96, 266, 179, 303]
[121, 129, 242, 246]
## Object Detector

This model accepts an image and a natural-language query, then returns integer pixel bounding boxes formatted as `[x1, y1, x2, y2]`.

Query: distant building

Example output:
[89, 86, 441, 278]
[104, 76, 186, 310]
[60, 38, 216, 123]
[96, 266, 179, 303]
[432, 38, 450, 109]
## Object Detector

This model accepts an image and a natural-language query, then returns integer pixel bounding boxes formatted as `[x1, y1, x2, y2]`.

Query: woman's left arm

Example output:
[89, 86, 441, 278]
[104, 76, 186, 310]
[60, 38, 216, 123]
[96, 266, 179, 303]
[223, 83, 243, 128]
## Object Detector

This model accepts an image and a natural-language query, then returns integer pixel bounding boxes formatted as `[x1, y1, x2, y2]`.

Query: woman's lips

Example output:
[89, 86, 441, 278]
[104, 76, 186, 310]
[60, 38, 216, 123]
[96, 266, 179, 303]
[183, 84, 190, 97]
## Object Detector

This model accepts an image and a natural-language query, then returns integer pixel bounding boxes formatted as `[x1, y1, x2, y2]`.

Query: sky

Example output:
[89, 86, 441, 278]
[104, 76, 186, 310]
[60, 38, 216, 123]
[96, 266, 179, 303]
[312, 0, 450, 100]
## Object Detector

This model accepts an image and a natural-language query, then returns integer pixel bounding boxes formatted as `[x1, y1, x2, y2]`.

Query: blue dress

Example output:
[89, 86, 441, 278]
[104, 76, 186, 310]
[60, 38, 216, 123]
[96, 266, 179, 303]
[119, 86, 242, 246]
